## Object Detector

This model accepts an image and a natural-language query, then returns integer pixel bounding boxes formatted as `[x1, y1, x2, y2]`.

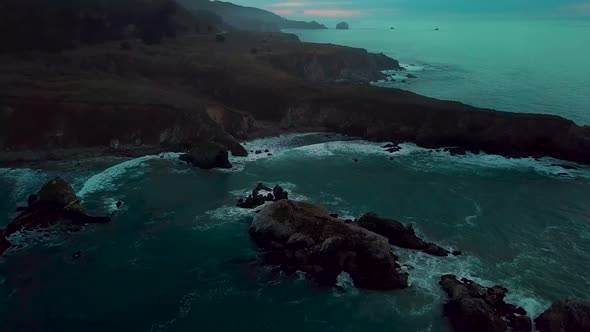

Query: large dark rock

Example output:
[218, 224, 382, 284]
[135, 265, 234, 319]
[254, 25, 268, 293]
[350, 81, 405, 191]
[36, 177, 78, 206]
[336, 22, 350, 30]
[439, 275, 531, 332]
[0, 178, 111, 255]
[231, 143, 249, 157]
[534, 299, 590, 332]
[249, 200, 408, 290]
[272, 185, 289, 200]
[357, 213, 451, 256]
[180, 142, 232, 169]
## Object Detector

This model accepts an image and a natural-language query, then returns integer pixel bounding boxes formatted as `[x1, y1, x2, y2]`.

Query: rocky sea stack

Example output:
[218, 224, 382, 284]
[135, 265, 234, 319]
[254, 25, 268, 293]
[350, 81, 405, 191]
[0, 178, 111, 255]
[336, 22, 350, 30]
[180, 142, 233, 169]
[248, 200, 409, 290]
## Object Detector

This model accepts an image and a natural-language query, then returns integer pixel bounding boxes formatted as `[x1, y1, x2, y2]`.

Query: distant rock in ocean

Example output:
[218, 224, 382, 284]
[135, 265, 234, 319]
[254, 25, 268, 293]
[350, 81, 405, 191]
[336, 22, 349, 30]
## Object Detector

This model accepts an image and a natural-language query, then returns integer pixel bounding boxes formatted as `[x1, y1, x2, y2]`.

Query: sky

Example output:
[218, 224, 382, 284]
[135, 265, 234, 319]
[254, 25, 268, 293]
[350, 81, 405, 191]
[230, 0, 590, 21]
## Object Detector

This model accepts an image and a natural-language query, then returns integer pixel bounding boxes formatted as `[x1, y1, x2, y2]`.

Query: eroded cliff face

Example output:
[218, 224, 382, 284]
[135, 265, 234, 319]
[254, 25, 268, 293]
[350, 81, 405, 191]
[278, 88, 590, 163]
[0, 98, 250, 161]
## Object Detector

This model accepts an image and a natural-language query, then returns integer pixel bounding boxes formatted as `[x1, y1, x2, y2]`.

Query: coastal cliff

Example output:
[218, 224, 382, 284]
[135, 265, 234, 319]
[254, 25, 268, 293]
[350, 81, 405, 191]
[1, 31, 589, 165]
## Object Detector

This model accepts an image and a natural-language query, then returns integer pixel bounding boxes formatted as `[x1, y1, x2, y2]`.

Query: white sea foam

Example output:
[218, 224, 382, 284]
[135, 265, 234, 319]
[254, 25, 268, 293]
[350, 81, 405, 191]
[398, 247, 550, 320]
[4, 226, 70, 253]
[195, 183, 309, 230]
[397, 248, 484, 299]
[334, 272, 358, 296]
[400, 63, 427, 72]
[505, 291, 550, 319]
[77, 152, 180, 198]
[462, 199, 482, 227]
[226, 133, 336, 172]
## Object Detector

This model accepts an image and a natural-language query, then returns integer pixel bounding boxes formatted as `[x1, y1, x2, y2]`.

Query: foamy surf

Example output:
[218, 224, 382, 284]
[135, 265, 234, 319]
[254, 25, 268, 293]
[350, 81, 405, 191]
[396, 248, 549, 318]
[77, 152, 181, 199]
[195, 183, 310, 229]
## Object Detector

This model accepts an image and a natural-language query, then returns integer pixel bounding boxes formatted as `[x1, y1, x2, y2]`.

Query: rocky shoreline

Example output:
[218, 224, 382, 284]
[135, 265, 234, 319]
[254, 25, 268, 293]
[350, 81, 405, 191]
[1, 32, 589, 167]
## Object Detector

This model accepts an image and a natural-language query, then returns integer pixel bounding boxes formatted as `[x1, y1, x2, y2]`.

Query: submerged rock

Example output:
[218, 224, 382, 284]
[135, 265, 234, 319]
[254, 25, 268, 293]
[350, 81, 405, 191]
[249, 200, 408, 290]
[357, 213, 451, 256]
[439, 275, 531, 332]
[179, 142, 232, 169]
[0, 178, 111, 255]
[383, 143, 402, 153]
[534, 299, 590, 332]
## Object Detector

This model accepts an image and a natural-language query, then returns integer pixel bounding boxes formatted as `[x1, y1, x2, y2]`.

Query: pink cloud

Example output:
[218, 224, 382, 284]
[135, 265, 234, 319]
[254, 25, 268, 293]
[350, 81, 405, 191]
[303, 9, 363, 17]
[271, 2, 306, 8]
[272, 9, 297, 15]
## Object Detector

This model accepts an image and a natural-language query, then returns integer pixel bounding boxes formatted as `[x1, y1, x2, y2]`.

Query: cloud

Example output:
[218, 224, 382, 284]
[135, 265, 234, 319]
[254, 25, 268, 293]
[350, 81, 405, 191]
[303, 9, 363, 17]
[270, 2, 306, 8]
[267, 1, 364, 17]
[272, 9, 297, 15]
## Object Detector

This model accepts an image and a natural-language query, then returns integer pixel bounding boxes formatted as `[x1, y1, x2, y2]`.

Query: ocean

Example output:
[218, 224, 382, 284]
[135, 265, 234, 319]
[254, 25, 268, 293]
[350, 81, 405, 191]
[288, 18, 590, 124]
[1, 18, 590, 332]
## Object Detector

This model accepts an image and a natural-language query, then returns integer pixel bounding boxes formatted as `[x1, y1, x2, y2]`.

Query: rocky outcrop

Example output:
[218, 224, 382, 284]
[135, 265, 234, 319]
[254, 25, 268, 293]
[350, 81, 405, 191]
[260, 44, 401, 83]
[534, 299, 590, 332]
[336, 22, 349, 30]
[357, 213, 453, 256]
[0, 230, 10, 255]
[439, 275, 532, 332]
[249, 200, 408, 290]
[179, 142, 232, 169]
[237, 184, 289, 209]
[0, 178, 111, 255]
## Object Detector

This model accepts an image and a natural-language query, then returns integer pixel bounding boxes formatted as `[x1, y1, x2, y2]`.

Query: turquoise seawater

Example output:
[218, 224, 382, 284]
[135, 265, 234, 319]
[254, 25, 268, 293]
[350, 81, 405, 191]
[288, 18, 590, 124]
[1, 134, 590, 331]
